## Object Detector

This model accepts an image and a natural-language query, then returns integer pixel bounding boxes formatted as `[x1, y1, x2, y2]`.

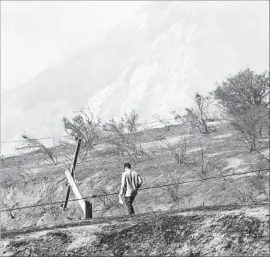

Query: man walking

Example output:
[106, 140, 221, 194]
[119, 163, 143, 215]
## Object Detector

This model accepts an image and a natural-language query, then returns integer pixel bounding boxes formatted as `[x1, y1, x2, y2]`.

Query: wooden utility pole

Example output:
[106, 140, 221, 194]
[63, 138, 92, 219]
[63, 138, 81, 210]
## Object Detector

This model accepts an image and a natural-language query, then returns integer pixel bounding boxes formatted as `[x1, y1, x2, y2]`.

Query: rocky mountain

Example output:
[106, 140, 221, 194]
[2, 1, 268, 150]
[88, 1, 269, 121]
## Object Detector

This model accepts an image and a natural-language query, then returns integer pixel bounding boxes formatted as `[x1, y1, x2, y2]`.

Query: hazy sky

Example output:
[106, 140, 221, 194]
[1, 1, 145, 90]
[1, 1, 269, 156]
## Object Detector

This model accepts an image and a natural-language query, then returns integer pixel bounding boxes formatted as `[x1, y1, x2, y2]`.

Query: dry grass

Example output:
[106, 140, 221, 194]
[2, 205, 269, 256]
[1, 121, 269, 231]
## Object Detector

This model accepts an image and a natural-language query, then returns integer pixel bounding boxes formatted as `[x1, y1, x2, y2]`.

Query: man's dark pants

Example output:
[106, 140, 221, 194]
[125, 195, 136, 215]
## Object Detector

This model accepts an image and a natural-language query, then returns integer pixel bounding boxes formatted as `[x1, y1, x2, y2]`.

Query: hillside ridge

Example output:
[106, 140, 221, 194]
[1, 203, 269, 256]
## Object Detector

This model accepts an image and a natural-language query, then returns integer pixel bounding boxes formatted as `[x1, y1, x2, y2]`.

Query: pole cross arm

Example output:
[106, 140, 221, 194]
[63, 138, 81, 210]
[64, 170, 86, 217]
[62, 138, 92, 219]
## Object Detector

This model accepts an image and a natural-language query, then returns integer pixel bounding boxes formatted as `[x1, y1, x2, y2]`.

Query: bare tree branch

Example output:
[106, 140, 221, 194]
[16, 135, 58, 165]
[62, 108, 101, 161]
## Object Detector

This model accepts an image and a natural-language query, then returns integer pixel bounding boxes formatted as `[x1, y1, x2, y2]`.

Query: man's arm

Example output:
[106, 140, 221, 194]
[119, 173, 126, 196]
[137, 174, 143, 188]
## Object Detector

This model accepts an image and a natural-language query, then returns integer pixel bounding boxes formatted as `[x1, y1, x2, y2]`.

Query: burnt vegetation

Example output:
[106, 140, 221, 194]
[2, 68, 269, 231]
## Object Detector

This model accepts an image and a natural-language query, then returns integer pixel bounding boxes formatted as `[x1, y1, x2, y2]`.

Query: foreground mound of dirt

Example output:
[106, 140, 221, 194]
[1, 204, 269, 256]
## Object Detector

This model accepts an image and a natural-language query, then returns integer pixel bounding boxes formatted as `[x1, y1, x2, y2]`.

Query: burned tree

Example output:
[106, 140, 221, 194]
[62, 108, 101, 160]
[18, 134, 58, 165]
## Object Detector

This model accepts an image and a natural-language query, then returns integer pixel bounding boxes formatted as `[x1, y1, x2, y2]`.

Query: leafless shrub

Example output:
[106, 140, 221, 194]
[162, 137, 191, 165]
[122, 109, 140, 133]
[57, 139, 76, 161]
[193, 143, 227, 181]
[233, 182, 257, 203]
[157, 173, 191, 204]
[103, 110, 148, 164]
[63, 107, 101, 161]
[195, 145, 213, 180]
[128, 141, 149, 163]
[233, 171, 269, 204]
[174, 93, 212, 134]
[56, 139, 79, 170]
[16, 134, 58, 165]
[152, 113, 172, 132]
[103, 109, 139, 136]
